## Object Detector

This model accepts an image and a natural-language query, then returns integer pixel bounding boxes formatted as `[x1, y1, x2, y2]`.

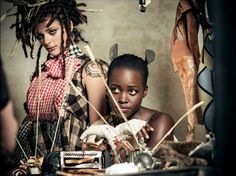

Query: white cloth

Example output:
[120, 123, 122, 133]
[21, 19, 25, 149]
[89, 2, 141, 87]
[80, 119, 147, 150]
[105, 162, 139, 175]
[115, 119, 147, 135]
[80, 124, 118, 150]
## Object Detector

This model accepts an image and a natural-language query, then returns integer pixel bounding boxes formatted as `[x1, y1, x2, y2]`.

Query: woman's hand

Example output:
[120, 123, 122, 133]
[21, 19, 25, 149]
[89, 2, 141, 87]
[137, 123, 154, 142]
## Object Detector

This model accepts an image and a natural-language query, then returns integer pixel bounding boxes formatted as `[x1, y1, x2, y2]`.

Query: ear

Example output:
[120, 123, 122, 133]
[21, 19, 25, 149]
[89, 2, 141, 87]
[109, 43, 118, 61]
[145, 49, 156, 64]
[143, 86, 148, 98]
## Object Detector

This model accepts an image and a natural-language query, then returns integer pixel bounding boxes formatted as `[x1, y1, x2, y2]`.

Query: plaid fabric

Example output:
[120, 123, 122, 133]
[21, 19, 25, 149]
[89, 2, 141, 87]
[68, 44, 84, 56]
[26, 46, 82, 121]
[5, 45, 108, 167]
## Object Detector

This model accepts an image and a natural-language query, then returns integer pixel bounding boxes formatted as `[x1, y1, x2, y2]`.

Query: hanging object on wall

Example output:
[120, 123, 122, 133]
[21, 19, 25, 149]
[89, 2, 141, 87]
[170, 0, 202, 142]
[139, 0, 151, 13]
[197, 0, 215, 132]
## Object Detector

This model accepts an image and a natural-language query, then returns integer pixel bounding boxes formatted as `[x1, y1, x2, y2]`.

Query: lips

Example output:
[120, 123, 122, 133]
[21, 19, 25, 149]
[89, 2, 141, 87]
[119, 106, 130, 113]
[47, 47, 55, 52]
[121, 109, 129, 113]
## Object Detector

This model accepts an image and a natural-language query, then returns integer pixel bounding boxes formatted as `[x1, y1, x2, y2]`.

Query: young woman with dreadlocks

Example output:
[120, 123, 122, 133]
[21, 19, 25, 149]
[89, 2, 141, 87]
[4, 0, 108, 169]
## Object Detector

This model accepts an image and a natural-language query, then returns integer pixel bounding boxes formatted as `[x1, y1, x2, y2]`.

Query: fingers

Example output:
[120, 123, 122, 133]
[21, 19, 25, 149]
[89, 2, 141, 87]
[137, 124, 154, 141]
[141, 127, 149, 139]
[145, 123, 154, 131]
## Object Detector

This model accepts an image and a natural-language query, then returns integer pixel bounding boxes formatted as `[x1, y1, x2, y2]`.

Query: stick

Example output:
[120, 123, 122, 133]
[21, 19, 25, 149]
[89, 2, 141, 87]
[16, 137, 28, 160]
[84, 9, 103, 12]
[35, 59, 41, 157]
[151, 101, 204, 153]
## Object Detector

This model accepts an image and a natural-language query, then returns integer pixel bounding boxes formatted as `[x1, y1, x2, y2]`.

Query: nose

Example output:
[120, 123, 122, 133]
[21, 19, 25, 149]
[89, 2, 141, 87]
[43, 35, 51, 46]
[118, 92, 128, 104]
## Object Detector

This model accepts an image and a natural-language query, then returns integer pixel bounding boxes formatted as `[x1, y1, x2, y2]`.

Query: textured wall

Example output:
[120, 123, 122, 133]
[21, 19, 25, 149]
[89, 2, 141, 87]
[0, 0, 206, 141]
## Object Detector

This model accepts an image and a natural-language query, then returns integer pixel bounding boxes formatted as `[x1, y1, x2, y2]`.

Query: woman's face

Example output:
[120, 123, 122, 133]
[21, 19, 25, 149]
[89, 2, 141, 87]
[35, 16, 68, 56]
[108, 68, 147, 119]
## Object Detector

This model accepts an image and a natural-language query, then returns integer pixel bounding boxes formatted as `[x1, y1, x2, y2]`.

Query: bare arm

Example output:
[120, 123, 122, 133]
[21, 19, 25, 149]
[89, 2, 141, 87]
[0, 101, 18, 154]
[82, 60, 108, 124]
[147, 113, 174, 149]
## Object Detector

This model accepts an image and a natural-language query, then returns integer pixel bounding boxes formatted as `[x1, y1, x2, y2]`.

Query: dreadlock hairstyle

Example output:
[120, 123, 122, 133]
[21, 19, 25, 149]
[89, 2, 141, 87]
[108, 54, 149, 86]
[10, 0, 88, 78]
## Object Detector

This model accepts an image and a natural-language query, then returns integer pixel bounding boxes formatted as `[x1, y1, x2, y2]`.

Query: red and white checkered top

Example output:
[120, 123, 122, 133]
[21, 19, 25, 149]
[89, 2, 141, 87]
[26, 54, 82, 121]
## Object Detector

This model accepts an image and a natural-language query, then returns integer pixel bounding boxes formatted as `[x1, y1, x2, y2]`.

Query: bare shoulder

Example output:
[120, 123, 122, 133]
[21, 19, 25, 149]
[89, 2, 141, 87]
[149, 110, 175, 127]
[83, 59, 108, 78]
[83, 60, 100, 78]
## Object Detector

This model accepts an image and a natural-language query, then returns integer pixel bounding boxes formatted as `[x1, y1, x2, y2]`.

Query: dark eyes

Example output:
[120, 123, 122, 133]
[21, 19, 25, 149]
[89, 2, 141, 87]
[111, 87, 120, 94]
[49, 29, 57, 35]
[35, 29, 57, 40]
[110, 87, 138, 96]
[129, 89, 137, 95]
